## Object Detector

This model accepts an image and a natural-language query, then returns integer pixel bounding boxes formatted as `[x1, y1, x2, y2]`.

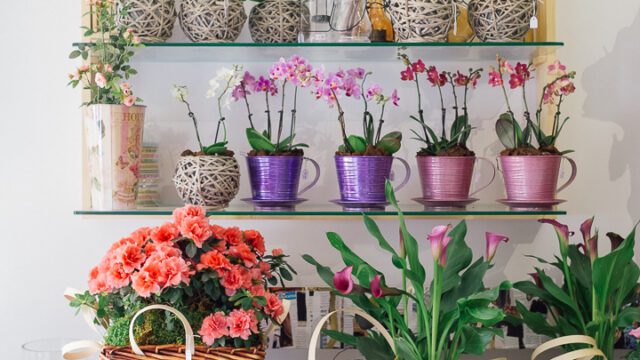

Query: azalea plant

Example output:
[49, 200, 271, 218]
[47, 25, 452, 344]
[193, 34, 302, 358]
[232, 56, 315, 155]
[68, 0, 143, 106]
[172, 65, 243, 155]
[68, 205, 295, 348]
[304, 181, 511, 360]
[489, 55, 577, 155]
[399, 54, 482, 156]
[312, 67, 402, 155]
[513, 218, 640, 360]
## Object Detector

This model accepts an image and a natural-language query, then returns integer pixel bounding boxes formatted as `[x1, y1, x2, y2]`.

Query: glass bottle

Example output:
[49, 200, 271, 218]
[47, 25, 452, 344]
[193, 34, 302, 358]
[330, 0, 372, 42]
[367, 0, 394, 42]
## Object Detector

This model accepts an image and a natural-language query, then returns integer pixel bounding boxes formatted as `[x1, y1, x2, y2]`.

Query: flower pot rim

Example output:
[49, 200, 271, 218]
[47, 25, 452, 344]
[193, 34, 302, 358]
[499, 154, 563, 158]
[334, 154, 393, 158]
[86, 103, 147, 109]
[179, 154, 237, 159]
[416, 155, 477, 159]
[247, 154, 304, 158]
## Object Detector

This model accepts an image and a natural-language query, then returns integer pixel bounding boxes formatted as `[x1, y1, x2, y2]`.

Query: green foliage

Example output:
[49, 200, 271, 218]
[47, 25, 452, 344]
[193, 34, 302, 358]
[514, 222, 640, 360]
[495, 113, 523, 149]
[245, 128, 308, 154]
[376, 132, 403, 155]
[303, 180, 508, 360]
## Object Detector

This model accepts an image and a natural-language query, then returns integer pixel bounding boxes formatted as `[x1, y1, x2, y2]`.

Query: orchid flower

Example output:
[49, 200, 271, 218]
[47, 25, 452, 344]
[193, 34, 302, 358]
[485, 232, 509, 263]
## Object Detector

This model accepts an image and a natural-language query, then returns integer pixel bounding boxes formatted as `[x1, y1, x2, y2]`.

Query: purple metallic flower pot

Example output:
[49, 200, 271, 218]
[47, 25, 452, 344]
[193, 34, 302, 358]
[417, 156, 496, 200]
[499, 155, 577, 201]
[247, 156, 320, 201]
[335, 155, 411, 202]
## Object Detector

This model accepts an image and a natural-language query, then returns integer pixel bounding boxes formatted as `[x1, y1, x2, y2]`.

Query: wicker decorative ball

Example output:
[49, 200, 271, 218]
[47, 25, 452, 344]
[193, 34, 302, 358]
[179, 0, 247, 43]
[468, 0, 535, 42]
[116, 0, 177, 42]
[101, 345, 266, 360]
[249, 0, 310, 43]
[173, 155, 240, 209]
[387, 0, 453, 42]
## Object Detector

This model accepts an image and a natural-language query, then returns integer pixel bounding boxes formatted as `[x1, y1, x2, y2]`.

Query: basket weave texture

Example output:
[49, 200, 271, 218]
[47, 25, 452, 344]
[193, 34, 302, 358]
[467, 0, 535, 41]
[248, 0, 309, 43]
[387, 0, 453, 42]
[101, 345, 266, 360]
[173, 155, 240, 209]
[179, 0, 247, 43]
[116, 0, 177, 42]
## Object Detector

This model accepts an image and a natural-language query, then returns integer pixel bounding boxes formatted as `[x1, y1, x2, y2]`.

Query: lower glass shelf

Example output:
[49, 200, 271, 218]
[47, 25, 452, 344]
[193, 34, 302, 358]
[74, 202, 565, 219]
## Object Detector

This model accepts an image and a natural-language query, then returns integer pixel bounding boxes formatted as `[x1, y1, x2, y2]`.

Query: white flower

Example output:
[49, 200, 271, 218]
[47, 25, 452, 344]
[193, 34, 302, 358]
[206, 79, 220, 99]
[206, 65, 243, 99]
[171, 85, 189, 101]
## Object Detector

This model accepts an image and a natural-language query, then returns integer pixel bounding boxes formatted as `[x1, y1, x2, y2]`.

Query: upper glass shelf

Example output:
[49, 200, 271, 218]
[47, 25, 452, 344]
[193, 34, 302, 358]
[72, 41, 563, 63]
[74, 202, 565, 220]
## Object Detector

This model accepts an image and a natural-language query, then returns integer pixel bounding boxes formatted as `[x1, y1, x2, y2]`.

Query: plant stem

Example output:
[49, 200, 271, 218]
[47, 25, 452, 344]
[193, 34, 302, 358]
[375, 103, 387, 144]
[447, 73, 459, 120]
[265, 92, 272, 140]
[448, 327, 463, 360]
[414, 77, 430, 143]
[241, 82, 255, 130]
[553, 95, 564, 139]
[332, 90, 351, 152]
[431, 265, 442, 360]
[276, 81, 287, 150]
[289, 87, 298, 151]
[436, 84, 446, 139]
[182, 99, 204, 152]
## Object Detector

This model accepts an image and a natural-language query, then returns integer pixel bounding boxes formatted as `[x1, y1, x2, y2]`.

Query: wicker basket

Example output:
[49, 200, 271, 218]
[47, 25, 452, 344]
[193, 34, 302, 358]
[116, 0, 177, 42]
[173, 155, 240, 209]
[179, 0, 247, 43]
[248, 0, 309, 43]
[101, 345, 266, 360]
[467, 0, 535, 42]
[387, 0, 453, 42]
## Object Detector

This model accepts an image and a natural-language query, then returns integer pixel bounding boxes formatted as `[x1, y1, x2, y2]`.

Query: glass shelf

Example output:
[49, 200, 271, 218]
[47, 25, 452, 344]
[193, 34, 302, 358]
[74, 202, 565, 219]
[72, 41, 563, 62]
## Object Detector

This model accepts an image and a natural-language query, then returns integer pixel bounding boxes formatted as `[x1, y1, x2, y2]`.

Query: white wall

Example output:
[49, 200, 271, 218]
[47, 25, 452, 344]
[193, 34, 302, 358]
[1, 0, 639, 359]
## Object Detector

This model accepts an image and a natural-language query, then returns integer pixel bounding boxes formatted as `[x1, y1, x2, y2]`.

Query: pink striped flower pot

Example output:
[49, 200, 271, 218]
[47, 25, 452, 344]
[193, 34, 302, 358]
[417, 156, 496, 200]
[499, 155, 577, 201]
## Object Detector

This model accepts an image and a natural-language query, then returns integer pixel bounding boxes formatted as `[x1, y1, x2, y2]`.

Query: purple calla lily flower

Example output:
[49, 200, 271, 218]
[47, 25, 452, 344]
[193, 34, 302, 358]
[606, 232, 624, 251]
[371, 275, 383, 298]
[485, 232, 509, 262]
[529, 272, 543, 289]
[334, 266, 354, 295]
[580, 217, 598, 262]
[539, 219, 571, 256]
[580, 217, 594, 241]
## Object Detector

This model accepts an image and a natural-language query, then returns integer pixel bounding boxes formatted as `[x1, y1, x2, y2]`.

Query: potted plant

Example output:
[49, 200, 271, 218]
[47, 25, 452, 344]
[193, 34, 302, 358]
[489, 56, 578, 205]
[171, 66, 242, 209]
[514, 218, 640, 360]
[312, 67, 409, 204]
[399, 54, 495, 205]
[304, 181, 511, 359]
[232, 56, 320, 203]
[68, 0, 144, 210]
[65, 205, 295, 359]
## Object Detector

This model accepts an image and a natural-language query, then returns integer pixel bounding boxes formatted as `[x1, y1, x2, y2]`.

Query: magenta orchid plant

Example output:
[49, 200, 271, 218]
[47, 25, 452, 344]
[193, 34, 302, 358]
[312, 67, 402, 155]
[399, 54, 482, 156]
[304, 181, 511, 360]
[489, 56, 577, 154]
[231, 56, 315, 154]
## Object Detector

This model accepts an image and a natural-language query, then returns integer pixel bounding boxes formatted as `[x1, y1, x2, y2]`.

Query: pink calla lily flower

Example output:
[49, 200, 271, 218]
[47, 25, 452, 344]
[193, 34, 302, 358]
[428, 225, 451, 265]
[580, 217, 598, 262]
[485, 232, 509, 262]
[371, 275, 383, 298]
[334, 266, 354, 295]
[539, 219, 571, 256]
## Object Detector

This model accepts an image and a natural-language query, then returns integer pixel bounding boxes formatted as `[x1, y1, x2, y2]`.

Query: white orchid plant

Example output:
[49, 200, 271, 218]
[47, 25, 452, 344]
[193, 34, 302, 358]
[172, 65, 243, 155]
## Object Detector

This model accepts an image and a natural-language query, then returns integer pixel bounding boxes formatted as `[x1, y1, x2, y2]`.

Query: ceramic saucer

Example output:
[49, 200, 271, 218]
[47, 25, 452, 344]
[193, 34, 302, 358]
[330, 199, 390, 211]
[412, 197, 479, 209]
[241, 198, 307, 210]
[497, 199, 566, 209]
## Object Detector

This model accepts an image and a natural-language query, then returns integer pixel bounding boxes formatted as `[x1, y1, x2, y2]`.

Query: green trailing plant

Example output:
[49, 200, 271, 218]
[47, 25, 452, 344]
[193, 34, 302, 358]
[514, 218, 640, 360]
[304, 181, 511, 360]
[68, 0, 143, 106]
[398, 53, 482, 156]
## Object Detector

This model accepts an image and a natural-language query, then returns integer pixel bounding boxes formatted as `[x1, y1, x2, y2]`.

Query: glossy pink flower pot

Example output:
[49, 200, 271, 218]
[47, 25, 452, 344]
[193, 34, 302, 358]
[499, 155, 577, 201]
[417, 156, 496, 200]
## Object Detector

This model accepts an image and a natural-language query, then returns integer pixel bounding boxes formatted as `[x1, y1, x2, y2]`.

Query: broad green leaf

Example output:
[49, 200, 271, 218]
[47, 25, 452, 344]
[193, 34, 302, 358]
[394, 338, 421, 360]
[615, 262, 640, 310]
[441, 259, 487, 313]
[356, 335, 395, 360]
[69, 50, 82, 59]
[616, 307, 640, 328]
[363, 215, 406, 270]
[460, 326, 495, 355]
[516, 302, 556, 338]
[322, 329, 358, 347]
[536, 270, 581, 318]
[441, 221, 472, 294]
[327, 232, 379, 285]
[495, 113, 522, 148]
[593, 227, 636, 313]
[203, 141, 228, 155]
[347, 135, 367, 153]
[246, 128, 276, 152]
[376, 131, 402, 155]
[302, 254, 335, 287]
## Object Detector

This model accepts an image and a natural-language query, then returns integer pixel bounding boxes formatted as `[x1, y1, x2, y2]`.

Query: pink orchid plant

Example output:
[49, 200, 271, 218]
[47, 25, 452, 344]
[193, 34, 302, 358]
[489, 55, 577, 155]
[68, 0, 143, 107]
[231, 56, 315, 154]
[399, 54, 482, 156]
[312, 67, 402, 155]
[305, 181, 511, 360]
[68, 204, 294, 348]
[515, 218, 640, 360]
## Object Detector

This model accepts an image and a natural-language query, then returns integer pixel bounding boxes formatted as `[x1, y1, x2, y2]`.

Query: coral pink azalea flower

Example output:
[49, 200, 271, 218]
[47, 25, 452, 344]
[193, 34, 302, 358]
[333, 266, 354, 295]
[199, 312, 229, 345]
[485, 232, 509, 262]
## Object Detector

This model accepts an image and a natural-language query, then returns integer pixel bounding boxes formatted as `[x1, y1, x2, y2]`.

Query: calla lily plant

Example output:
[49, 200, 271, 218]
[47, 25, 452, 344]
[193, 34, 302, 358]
[304, 181, 511, 360]
[514, 218, 640, 360]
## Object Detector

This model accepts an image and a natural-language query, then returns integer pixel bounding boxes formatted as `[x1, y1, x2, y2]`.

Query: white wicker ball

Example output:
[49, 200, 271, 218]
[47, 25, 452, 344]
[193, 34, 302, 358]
[468, 0, 535, 42]
[173, 155, 240, 209]
[179, 0, 247, 43]
[387, 0, 453, 42]
[116, 0, 177, 42]
[249, 0, 309, 43]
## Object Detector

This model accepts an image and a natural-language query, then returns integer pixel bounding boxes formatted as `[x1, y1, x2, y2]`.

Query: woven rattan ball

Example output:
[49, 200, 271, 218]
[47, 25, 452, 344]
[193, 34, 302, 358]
[468, 0, 535, 42]
[387, 0, 453, 42]
[116, 0, 177, 42]
[249, 0, 309, 43]
[179, 0, 247, 42]
[173, 155, 240, 209]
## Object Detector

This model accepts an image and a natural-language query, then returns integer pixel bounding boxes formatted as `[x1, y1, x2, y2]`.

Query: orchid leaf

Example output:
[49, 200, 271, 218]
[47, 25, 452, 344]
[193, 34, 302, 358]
[203, 141, 228, 155]
[495, 113, 522, 148]
[376, 131, 402, 155]
[246, 128, 275, 152]
[347, 135, 367, 154]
